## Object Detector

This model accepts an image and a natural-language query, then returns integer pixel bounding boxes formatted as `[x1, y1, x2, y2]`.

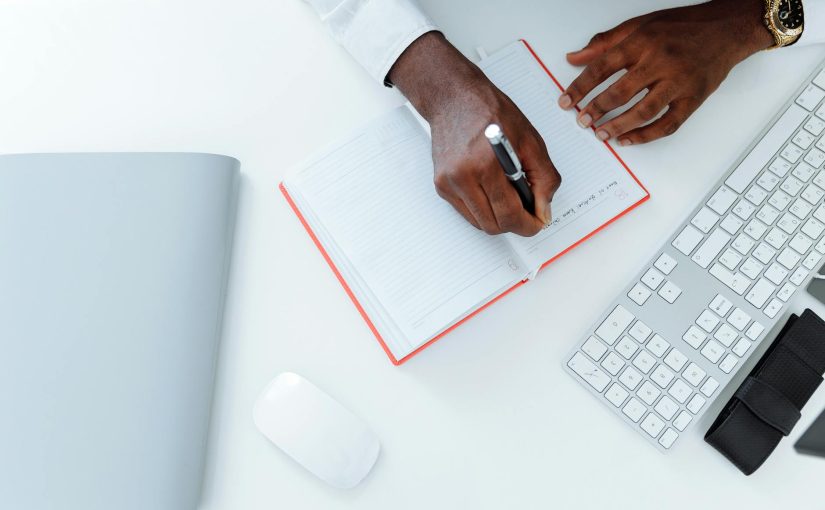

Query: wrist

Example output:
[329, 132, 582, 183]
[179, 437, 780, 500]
[713, 0, 775, 58]
[388, 32, 489, 122]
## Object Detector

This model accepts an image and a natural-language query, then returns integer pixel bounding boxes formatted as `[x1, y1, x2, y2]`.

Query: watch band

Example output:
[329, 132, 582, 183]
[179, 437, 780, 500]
[704, 309, 825, 475]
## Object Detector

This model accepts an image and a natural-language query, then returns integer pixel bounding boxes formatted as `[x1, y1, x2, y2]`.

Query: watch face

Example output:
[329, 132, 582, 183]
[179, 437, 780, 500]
[778, 0, 804, 30]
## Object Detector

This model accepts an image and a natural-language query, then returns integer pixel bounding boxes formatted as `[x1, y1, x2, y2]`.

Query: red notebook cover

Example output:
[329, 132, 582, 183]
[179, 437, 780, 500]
[280, 39, 649, 365]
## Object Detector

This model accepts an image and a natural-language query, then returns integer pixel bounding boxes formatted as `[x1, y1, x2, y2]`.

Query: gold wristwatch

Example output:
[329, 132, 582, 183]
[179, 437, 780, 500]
[763, 0, 805, 49]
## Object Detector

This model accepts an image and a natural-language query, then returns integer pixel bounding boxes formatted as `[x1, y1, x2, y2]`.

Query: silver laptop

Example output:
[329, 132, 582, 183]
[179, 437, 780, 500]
[0, 153, 239, 510]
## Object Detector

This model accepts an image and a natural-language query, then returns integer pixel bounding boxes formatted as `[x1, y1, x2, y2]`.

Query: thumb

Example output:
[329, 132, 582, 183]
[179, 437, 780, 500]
[566, 15, 649, 66]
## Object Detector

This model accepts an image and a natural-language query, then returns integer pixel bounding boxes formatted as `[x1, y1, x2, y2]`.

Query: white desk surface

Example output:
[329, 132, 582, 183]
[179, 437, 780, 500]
[1, 0, 823, 508]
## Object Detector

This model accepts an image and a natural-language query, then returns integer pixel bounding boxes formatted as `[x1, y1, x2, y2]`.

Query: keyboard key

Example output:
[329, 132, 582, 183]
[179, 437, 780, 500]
[651, 364, 675, 388]
[682, 325, 707, 349]
[782, 143, 804, 163]
[797, 83, 825, 111]
[781, 176, 804, 196]
[601, 352, 625, 376]
[691, 229, 730, 268]
[637, 381, 661, 405]
[687, 394, 707, 414]
[719, 248, 742, 270]
[720, 214, 744, 234]
[728, 308, 751, 331]
[804, 251, 823, 270]
[794, 162, 818, 181]
[769, 190, 792, 211]
[713, 323, 738, 347]
[673, 411, 693, 432]
[647, 334, 670, 357]
[629, 320, 652, 342]
[606, 383, 630, 407]
[746, 278, 776, 308]
[701, 340, 725, 364]
[615, 336, 639, 359]
[709, 264, 751, 295]
[765, 227, 788, 249]
[641, 413, 666, 438]
[757, 171, 781, 191]
[633, 350, 656, 374]
[805, 116, 825, 135]
[700, 377, 719, 398]
[793, 129, 816, 150]
[790, 233, 814, 254]
[731, 234, 755, 256]
[658, 281, 682, 303]
[733, 338, 753, 357]
[683, 363, 706, 387]
[726, 105, 807, 193]
[745, 185, 769, 205]
[669, 379, 692, 404]
[619, 366, 643, 391]
[732, 200, 756, 220]
[757, 204, 780, 225]
[746, 321, 765, 340]
[664, 348, 688, 372]
[659, 428, 679, 449]
[595, 305, 635, 345]
[581, 336, 608, 361]
[709, 294, 733, 316]
[740, 257, 763, 279]
[805, 148, 825, 168]
[777, 282, 796, 302]
[790, 267, 809, 286]
[654, 253, 677, 275]
[641, 268, 664, 290]
[672, 225, 704, 256]
[802, 184, 825, 204]
[790, 199, 812, 219]
[777, 213, 801, 235]
[765, 262, 789, 285]
[654, 395, 679, 421]
[813, 69, 825, 89]
[744, 219, 768, 240]
[623, 397, 647, 423]
[568, 352, 611, 392]
[696, 310, 720, 332]
[765, 298, 783, 319]
[777, 248, 801, 270]
[627, 283, 652, 305]
[707, 185, 739, 214]
[691, 207, 720, 233]
[802, 218, 825, 239]
[769, 157, 793, 178]
[719, 354, 738, 374]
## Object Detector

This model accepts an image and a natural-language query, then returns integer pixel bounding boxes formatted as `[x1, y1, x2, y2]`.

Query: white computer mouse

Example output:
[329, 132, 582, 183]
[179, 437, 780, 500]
[253, 372, 380, 489]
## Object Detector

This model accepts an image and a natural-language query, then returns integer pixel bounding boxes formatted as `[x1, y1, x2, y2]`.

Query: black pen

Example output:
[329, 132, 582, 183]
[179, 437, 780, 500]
[484, 124, 535, 214]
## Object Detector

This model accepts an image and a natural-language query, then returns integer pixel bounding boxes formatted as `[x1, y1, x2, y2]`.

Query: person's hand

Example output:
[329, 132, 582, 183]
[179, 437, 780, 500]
[389, 32, 561, 236]
[559, 0, 774, 146]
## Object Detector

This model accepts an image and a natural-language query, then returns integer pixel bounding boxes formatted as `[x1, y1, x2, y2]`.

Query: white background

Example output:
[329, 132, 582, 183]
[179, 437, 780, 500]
[1, 0, 823, 508]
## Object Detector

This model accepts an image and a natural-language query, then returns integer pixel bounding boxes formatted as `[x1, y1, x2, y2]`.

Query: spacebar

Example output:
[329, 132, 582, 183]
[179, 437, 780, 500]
[725, 104, 809, 193]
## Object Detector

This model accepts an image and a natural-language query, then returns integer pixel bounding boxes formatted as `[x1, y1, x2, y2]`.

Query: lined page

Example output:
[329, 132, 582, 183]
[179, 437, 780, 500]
[479, 42, 648, 270]
[287, 108, 525, 355]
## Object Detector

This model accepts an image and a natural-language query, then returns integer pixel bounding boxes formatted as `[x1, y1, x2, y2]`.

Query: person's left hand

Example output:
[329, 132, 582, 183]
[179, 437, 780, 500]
[559, 0, 775, 146]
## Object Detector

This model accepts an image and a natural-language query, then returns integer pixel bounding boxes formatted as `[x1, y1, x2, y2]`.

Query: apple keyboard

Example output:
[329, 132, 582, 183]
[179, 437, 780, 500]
[565, 60, 825, 452]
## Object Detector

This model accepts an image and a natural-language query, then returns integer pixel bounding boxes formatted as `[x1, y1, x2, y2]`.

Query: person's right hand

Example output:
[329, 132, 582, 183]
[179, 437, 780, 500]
[389, 32, 562, 236]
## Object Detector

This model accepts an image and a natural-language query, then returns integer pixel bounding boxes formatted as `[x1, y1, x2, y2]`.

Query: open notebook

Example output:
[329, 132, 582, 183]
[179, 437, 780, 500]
[281, 40, 649, 365]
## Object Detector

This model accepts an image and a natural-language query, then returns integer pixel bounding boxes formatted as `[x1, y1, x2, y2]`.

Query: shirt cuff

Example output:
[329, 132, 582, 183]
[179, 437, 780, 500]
[333, 0, 439, 84]
[799, 0, 825, 46]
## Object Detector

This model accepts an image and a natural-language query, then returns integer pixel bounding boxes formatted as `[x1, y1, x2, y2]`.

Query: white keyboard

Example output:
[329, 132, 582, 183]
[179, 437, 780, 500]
[565, 62, 825, 452]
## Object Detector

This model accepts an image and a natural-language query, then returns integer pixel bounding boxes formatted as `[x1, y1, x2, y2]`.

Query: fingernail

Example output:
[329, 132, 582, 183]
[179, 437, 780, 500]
[578, 113, 592, 128]
[620, 139, 632, 147]
[558, 94, 572, 109]
[596, 130, 610, 141]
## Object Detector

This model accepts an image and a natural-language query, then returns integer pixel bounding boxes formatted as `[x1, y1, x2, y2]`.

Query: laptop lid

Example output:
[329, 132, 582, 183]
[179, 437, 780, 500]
[0, 153, 239, 510]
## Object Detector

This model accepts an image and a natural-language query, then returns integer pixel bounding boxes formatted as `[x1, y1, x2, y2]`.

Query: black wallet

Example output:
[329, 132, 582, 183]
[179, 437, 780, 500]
[704, 309, 825, 475]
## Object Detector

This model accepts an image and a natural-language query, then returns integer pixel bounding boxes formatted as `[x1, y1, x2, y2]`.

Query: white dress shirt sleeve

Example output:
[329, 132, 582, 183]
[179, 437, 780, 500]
[799, 0, 825, 45]
[303, 0, 439, 84]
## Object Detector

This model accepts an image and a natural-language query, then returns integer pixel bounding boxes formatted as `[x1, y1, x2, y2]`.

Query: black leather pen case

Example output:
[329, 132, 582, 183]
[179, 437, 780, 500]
[704, 309, 825, 475]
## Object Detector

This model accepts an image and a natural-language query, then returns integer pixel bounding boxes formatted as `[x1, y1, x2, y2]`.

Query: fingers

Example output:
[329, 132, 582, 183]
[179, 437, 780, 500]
[521, 141, 561, 224]
[566, 15, 650, 66]
[479, 173, 545, 237]
[577, 70, 649, 133]
[592, 86, 673, 141]
[559, 48, 631, 112]
[434, 184, 482, 230]
[616, 98, 698, 145]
